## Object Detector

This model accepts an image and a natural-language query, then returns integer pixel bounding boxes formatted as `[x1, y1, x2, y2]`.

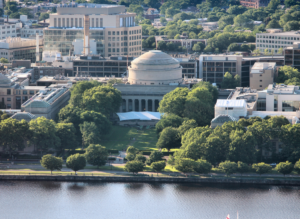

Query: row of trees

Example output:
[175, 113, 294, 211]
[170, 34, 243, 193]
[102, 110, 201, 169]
[41, 144, 108, 174]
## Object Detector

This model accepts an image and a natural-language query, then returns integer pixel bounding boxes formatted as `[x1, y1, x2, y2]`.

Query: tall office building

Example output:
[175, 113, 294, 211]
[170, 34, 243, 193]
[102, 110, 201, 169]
[43, 3, 142, 57]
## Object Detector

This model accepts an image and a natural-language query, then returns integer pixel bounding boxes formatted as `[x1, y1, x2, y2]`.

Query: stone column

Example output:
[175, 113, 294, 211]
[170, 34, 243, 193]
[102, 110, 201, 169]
[125, 99, 128, 112]
[139, 99, 142, 112]
[145, 99, 148, 111]
[133, 99, 135, 112]
[152, 99, 155, 112]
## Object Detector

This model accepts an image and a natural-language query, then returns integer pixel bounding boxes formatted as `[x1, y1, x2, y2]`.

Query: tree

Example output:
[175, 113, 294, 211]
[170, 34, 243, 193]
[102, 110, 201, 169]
[252, 162, 272, 176]
[221, 72, 239, 89]
[167, 155, 176, 169]
[174, 34, 181, 39]
[285, 0, 298, 7]
[124, 160, 144, 175]
[40, 154, 63, 174]
[19, 8, 33, 18]
[151, 161, 166, 176]
[234, 14, 252, 28]
[189, 31, 197, 39]
[85, 144, 108, 168]
[69, 81, 102, 107]
[237, 161, 249, 176]
[80, 122, 101, 147]
[29, 117, 60, 153]
[277, 48, 283, 55]
[66, 154, 86, 174]
[276, 161, 294, 176]
[284, 21, 300, 32]
[127, 4, 143, 16]
[55, 123, 78, 151]
[0, 58, 8, 63]
[156, 127, 180, 151]
[294, 159, 300, 175]
[135, 154, 147, 164]
[264, 48, 269, 55]
[175, 158, 195, 174]
[184, 87, 214, 126]
[51, 7, 57, 13]
[267, 0, 280, 10]
[194, 159, 212, 174]
[157, 41, 167, 50]
[165, 8, 180, 18]
[39, 13, 49, 21]
[158, 87, 189, 117]
[127, 146, 139, 155]
[228, 5, 247, 15]
[146, 151, 164, 165]
[126, 153, 136, 161]
[192, 42, 205, 53]
[227, 43, 241, 52]
[219, 161, 238, 177]
[160, 17, 167, 24]
[266, 19, 281, 29]
[82, 85, 122, 117]
[0, 118, 31, 155]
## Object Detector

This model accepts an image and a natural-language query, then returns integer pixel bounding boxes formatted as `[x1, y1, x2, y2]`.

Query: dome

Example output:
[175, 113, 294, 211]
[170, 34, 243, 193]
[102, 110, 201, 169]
[128, 50, 183, 85]
[131, 50, 179, 66]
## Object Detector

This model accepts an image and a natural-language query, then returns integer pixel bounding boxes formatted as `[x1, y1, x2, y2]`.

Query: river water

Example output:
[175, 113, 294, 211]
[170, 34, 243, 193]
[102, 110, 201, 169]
[0, 181, 299, 219]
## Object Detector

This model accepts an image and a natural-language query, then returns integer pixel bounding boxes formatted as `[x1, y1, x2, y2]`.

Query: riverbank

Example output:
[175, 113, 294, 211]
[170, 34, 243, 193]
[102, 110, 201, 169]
[1, 174, 300, 186]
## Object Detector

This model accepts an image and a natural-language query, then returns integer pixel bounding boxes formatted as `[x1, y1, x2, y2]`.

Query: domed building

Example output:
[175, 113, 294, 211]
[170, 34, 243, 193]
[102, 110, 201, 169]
[113, 50, 201, 113]
[128, 50, 183, 85]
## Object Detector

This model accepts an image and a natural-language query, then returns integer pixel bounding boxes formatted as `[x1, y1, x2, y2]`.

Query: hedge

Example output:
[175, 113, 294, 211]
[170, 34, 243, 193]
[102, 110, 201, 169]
[141, 151, 174, 156]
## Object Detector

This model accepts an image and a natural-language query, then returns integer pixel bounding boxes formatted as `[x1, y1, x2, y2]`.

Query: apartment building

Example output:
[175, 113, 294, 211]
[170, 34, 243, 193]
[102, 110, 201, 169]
[0, 37, 43, 62]
[21, 26, 43, 38]
[250, 62, 276, 90]
[284, 42, 300, 71]
[256, 31, 300, 53]
[43, 3, 142, 57]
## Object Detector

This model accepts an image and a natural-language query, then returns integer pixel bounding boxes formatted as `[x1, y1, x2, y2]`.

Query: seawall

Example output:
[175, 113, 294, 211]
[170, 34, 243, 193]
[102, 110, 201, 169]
[1, 175, 300, 186]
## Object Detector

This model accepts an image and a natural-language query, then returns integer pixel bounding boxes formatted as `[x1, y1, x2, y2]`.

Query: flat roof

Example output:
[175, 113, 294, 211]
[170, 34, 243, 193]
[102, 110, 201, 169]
[117, 111, 163, 121]
[257, 31, 300, 36]
[215, 99, 246, 108]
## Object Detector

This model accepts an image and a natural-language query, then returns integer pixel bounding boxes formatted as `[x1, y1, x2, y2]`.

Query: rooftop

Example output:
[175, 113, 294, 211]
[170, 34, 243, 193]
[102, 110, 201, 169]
[251, 62, 276, 74]
[257, 31, 300, 36]
[267, 84, 300, 94]
[22, 87, 70, 108]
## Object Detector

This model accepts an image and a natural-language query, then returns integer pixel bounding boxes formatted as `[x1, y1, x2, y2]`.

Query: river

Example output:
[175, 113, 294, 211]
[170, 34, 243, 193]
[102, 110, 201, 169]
[0, 181, 299, 219]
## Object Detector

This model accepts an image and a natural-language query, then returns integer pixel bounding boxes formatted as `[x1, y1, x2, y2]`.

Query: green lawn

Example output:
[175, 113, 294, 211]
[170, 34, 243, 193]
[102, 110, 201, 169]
[100, 126, 158, 151]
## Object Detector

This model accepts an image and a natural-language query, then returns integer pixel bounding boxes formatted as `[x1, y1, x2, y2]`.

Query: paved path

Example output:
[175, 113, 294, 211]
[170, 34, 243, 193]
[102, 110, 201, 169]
[1, 161, 300, 178]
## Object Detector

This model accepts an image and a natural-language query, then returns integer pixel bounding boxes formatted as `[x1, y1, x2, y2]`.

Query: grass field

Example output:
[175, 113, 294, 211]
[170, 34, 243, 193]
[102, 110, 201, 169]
[100, 126, 158, 151]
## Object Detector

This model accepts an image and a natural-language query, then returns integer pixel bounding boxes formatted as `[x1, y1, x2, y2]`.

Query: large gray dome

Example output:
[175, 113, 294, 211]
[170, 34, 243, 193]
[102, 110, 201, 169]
[128, 50, 182, 85]
[131, 50, 179, 66]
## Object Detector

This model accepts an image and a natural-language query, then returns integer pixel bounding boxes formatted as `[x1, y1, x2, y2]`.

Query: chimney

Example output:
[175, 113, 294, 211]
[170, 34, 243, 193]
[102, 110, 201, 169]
[84, 15, 90, 56]
[36, 33, 40, 62]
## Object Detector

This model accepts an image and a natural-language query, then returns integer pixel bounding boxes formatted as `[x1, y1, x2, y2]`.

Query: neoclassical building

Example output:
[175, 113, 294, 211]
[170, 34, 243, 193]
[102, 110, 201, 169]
[113, 50, 199, 112]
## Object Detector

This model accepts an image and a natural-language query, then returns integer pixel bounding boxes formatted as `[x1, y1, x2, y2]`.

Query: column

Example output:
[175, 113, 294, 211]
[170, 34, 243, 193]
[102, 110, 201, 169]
[145, 99, 148, 112]
[125, 99, 128, 112]
[139, 99, 142, 112]
[132, 99, 135, 111]
[152, 99, 155, 112]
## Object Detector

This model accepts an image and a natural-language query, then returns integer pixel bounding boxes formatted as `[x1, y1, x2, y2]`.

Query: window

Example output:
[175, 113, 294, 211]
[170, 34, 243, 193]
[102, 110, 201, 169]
[23, 90, 27, 95]
[7, 97, 11, 101]
[7, 104, 11, 108]
[108, 31, 111, 35]
[29, 90, 34, 95]
[108, 48, 111, 52]
[260, 80, 262, 82]
[7, 89, 11, 95]
[259, 85, 262, 87]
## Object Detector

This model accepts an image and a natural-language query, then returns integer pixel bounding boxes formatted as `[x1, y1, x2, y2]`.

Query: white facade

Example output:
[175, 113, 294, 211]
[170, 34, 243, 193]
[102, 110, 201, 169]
[21, 26, 43, 38]
[215, 99, 248, 119]
[0, 24, 18, 39]
[256, 31, 300, 53]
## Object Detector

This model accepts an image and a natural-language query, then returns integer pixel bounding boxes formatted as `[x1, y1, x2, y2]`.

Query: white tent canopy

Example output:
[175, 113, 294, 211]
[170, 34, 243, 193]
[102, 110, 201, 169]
[117, 111, 163, 121]
[215, 99, 246, 108]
